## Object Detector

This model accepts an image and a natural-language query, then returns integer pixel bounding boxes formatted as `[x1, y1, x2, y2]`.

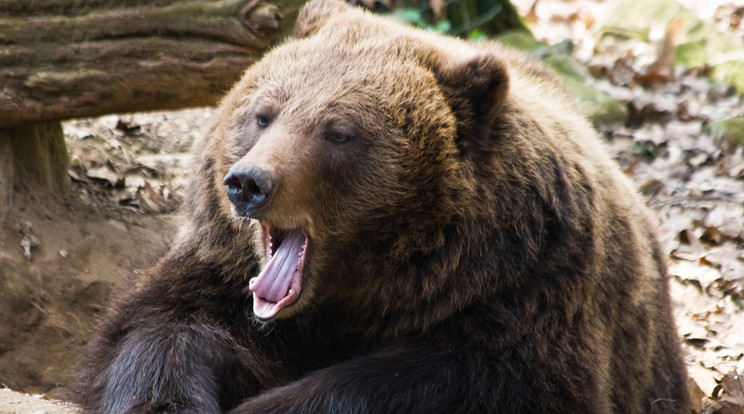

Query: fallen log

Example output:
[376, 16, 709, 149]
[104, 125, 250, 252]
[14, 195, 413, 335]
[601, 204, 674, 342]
[0, 0, 291, 127]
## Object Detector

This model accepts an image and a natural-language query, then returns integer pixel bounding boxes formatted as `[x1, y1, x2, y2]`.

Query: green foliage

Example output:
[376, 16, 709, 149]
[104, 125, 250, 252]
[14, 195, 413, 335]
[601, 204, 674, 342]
[394, 7, 452, 33]
[496, 30, 547, 50]
[392, 1, 628, 125]
[390, 0, 527, 38]
[707, 115, 744, 148]
[466, 28, 488, 41]
[394, 6, 488, 39]
[498, 31, 627, 125]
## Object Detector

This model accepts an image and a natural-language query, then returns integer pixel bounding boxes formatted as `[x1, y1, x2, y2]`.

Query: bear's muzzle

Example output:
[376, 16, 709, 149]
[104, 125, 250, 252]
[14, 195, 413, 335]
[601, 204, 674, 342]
[223, 164, 275, 216]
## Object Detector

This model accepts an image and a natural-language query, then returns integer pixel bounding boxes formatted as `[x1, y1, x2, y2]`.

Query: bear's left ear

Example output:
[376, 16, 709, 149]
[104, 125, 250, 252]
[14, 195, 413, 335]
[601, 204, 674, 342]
[294, 0, 351, 38]
[430, 53, 510, 128]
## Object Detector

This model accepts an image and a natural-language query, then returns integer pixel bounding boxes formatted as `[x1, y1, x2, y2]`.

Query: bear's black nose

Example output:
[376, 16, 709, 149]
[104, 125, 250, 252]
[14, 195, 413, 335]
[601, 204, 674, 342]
[223, 164, 274, 214]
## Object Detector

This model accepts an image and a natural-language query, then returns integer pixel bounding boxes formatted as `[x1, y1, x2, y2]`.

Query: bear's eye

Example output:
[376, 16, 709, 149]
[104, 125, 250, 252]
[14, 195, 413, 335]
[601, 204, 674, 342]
[256, 115, 271, 128]
[323, 131, 352, 144]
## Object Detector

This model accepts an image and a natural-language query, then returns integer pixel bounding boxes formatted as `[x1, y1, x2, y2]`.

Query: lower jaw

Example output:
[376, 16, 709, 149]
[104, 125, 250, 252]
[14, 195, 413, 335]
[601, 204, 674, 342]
[251, 280, 302, 320]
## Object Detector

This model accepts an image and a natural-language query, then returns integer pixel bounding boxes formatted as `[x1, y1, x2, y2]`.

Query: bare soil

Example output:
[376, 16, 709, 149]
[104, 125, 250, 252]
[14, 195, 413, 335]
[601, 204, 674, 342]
[0, 388, 79, 413]
[0, 109, 212, 413]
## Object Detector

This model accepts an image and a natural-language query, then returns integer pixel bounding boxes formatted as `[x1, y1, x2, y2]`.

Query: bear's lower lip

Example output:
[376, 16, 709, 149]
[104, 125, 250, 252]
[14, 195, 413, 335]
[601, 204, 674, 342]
[248, 222, 306, 319]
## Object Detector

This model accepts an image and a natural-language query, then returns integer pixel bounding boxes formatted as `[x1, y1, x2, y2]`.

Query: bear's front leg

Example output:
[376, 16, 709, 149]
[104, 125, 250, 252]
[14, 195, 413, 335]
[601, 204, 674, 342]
[228, 348, 458, 414]
[228, 346, 609, 414]
[78, 322, 245, 414]
[74, 253, 268, 414]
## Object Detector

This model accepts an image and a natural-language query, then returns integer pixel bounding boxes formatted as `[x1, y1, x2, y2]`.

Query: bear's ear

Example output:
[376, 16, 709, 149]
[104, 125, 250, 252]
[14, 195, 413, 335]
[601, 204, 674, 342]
[430, 53, 510, 127]
[294, 0, 351, 38]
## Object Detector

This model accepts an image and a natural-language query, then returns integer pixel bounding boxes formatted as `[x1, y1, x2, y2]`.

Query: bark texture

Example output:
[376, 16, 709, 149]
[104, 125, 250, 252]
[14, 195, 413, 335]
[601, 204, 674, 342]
[0, 0, 297, 127]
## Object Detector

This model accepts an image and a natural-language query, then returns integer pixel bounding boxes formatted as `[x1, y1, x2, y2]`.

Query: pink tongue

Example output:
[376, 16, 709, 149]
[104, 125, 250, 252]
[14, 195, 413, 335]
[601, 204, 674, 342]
[250, 229, 304, 303]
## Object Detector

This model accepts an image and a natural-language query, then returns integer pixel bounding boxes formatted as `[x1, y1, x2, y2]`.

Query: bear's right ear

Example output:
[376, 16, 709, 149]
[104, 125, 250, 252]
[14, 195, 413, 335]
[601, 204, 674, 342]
[430, 52, 510, 128]
[294, 0, 351, 38]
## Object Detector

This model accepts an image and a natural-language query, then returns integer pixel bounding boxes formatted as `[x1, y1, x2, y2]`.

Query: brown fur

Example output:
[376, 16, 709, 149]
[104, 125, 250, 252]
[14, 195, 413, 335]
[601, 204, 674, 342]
[74, 1, 691, 412]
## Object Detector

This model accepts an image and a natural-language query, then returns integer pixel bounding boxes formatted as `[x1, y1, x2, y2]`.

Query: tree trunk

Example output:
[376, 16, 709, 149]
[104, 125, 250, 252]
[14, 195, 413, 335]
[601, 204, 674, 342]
[0, 123, 69, 216]
[0, 0, 303, 212]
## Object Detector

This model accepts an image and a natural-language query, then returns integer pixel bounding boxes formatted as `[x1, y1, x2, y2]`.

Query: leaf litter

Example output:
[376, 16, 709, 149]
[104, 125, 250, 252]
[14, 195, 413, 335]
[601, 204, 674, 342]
[64, 109, 210, 214]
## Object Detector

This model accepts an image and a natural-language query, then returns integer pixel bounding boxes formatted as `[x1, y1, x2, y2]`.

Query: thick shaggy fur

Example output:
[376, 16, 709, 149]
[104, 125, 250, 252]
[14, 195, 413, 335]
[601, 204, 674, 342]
[74, 0, 690, 412]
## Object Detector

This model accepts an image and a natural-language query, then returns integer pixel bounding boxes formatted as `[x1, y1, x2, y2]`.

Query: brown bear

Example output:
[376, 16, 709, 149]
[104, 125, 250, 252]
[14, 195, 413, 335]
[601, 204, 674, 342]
[73, 0, 691, 412]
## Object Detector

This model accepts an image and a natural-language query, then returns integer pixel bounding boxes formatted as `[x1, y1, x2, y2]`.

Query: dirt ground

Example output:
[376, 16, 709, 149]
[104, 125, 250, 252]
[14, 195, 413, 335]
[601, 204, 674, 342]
[0, 194, 177, 395]
[0, 109, 211, 413]
[0, 388, 79, 413]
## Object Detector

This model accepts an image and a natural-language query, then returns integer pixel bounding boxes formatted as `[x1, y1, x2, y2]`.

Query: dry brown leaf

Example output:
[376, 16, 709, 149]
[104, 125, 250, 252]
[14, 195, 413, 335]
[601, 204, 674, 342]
[673, 229, 706, 262]
[705, 397, 744, 414]
[135, 180, 183, 214]
[689, 377, 707, 413]
[86, 166, 124, 188]
[638, 18, 684, 85]
[526, 0, 539, 23]
[670, 260, 721, 287]
[115, 118, 142, 136]
[705, 206, 744, 240]
[679, 228, 703, 247]
[709, 371, 744, 414]
[702, 226, 724, 246]
[582, 12, 595, 30]
[609, 56, 636, 86]
[639, 178, 664, 197]
[703, 247, 744, 281]
[136, 180, 166, 214]
[622, 157, 641, 176]
[429, 0, 445, 21]
[700, 255, 716, 268]
[689, 152, 711, 168]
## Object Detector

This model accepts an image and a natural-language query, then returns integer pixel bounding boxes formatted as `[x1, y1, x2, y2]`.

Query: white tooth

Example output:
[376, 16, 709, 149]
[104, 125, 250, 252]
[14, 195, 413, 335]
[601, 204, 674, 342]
[288, 289, 294, 295]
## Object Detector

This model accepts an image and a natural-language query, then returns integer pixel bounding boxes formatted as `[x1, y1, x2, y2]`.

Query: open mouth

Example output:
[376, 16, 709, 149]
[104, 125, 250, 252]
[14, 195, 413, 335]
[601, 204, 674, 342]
[249, 221, 307, 319]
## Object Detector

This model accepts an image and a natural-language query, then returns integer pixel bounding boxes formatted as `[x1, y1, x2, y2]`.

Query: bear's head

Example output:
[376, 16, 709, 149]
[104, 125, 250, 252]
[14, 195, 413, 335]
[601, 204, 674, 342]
[192, 0, 510, 322]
